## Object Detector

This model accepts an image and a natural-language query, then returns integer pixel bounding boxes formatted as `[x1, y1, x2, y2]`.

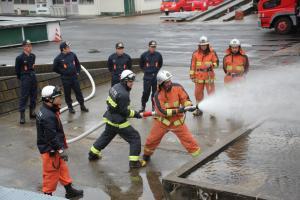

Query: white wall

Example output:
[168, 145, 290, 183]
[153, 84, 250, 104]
[99, 0, 124, 13]
[135, 0, 160, 13]
[78, 5, 100, 15]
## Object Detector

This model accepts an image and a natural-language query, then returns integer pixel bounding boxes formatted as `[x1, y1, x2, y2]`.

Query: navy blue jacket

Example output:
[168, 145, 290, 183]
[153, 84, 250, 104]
[36, 104, 67, 154]
[140, 51, 163, 79]
[107, 53, 132, 77]
[104, 82, 133, 124]
[53, 52, 81, 78]
[15, 52, 36, 79]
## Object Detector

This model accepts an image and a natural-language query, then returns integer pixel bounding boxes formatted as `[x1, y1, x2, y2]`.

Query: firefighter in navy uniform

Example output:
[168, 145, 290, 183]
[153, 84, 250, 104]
[53, 41, 89, 114]
[107, 42, 132, 86]
[36, 85, 83, 199]
[88, 70, 146, 169]
[15, 40, 37, 124]
[139, 40, 163, 112]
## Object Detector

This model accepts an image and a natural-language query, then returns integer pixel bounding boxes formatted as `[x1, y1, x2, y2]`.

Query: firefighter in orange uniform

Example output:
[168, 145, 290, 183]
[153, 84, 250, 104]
[190, 36, 219, 116]
[223, 39, 249, 85]
[142, 70, 201, 162]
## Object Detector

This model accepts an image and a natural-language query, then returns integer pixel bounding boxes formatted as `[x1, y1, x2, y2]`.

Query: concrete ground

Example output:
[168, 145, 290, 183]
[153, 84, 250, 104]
[0, 13, 300, 199]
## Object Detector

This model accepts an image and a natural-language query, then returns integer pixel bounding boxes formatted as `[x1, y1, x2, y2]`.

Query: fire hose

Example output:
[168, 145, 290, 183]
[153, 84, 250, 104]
[67, 106, 198, 144]
[61, 65, 198, 144]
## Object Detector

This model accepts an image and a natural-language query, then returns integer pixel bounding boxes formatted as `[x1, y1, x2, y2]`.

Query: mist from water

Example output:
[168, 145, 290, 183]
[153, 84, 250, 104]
[198, 64, 300, 122]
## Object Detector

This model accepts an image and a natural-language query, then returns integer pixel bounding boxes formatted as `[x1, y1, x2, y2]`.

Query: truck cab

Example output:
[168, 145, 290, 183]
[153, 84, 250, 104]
[160, 0, 192, 15]
[258, 0, 300, 34]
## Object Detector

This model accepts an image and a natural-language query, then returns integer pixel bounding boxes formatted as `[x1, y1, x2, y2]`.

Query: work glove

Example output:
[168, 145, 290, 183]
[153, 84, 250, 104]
[185, 106, 197, 112]
[59, 150, 68, 162]
[178, 107, 186, 113]
[134, 111, 142, 119]
[49, 150, 56, 157]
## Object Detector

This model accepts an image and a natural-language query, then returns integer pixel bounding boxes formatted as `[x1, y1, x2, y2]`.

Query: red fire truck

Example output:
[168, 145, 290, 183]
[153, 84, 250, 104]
[258, 0, 300, 34]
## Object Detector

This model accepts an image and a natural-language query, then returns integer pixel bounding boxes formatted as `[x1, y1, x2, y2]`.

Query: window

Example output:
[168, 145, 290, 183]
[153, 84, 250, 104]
[21, 0, 27, 3]
[52, 0, 63, 4]
[14, 0, 21, 3]
[28, 0, 35, 4]
[263, 0, 281, 9]
[79, 0, 93, 4]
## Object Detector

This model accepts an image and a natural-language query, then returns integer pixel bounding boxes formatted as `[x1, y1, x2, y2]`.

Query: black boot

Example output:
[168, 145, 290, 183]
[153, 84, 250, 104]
[44, 193, 52, 196]
[80, 104, 89, 112]
[69, 107, 76, 114]
[29, 107, 36, 119]
[143, 154, 151, 162]
[64, 183, 83, 199]
[20, 112, 25, 124]
[129, 160, 146, 169]
[88, 151, 101, 161]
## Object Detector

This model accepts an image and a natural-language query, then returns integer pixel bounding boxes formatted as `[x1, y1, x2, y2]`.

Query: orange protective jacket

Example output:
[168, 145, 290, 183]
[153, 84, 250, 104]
[190, 47, 219, 83]
[223, 48, 249, 75]
[153, 83, 192, 127]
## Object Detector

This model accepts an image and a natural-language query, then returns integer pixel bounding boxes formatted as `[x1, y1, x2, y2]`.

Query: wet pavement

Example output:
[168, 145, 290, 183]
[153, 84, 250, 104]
[188, 119, 300, 200]
[0, 65, 245, 199]
[0, 14, 300, 199]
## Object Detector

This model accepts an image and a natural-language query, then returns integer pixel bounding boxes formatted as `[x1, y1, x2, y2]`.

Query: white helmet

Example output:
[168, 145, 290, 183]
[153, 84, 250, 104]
[120, 69, 136, 81]
[157, 70, 173, 86]
[199, 36, 209, 45]
[41, 85, 62, 101]
[229, 39, 241, 47]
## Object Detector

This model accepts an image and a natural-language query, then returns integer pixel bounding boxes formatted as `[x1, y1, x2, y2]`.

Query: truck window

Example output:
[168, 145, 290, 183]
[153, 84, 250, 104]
[263, 0, 281, 9]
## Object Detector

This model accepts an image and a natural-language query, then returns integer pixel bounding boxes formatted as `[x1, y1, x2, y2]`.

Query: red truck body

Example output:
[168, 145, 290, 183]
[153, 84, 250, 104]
[160, 0, 223, 14]
[258, 0, 300, 34]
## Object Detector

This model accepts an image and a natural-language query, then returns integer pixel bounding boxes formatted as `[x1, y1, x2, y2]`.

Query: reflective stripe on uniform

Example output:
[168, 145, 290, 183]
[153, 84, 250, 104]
[90, 146, 101, 156]
[164, 103, 170, 108]
[157, 117, 184, 126]
[194, 79, 215, 84]
[226, 65, 244, 72]
[190, 70, 195, 75]
[173, 101, 179, 107]
[191, 148, 201, 157]
[173, 118, 184, 126]
[129, 110, 135, 118]
[157, 117, 171, 126]
[204, 61, 212, 66]
[103, 118, 130, 128]
[129, 156, 140, 161]
[184, 101, 192, 107]
[213, 62, 218, 68]
[167, 109, 173, 117]
[196, 61, 202, 66]
[107, 96, 117, 108]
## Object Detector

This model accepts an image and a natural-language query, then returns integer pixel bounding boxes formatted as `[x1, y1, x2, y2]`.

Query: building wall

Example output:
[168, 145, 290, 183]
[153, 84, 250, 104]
[11, 0, 160, 16]
[135, 0, 160, 13]
[78, 4, 100, 15]
[99, 0, 124, 14]
[14, 4, 36, 14]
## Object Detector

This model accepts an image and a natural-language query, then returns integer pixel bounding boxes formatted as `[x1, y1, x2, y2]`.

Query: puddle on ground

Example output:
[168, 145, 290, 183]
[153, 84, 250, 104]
[188, 119, 300, 199]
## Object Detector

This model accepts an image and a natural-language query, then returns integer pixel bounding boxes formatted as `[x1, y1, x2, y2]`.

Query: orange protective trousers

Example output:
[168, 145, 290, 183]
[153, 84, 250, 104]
[144, 120, 200, 156]
[41, 153, 72, 193]
[194, 82, 215, 103]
